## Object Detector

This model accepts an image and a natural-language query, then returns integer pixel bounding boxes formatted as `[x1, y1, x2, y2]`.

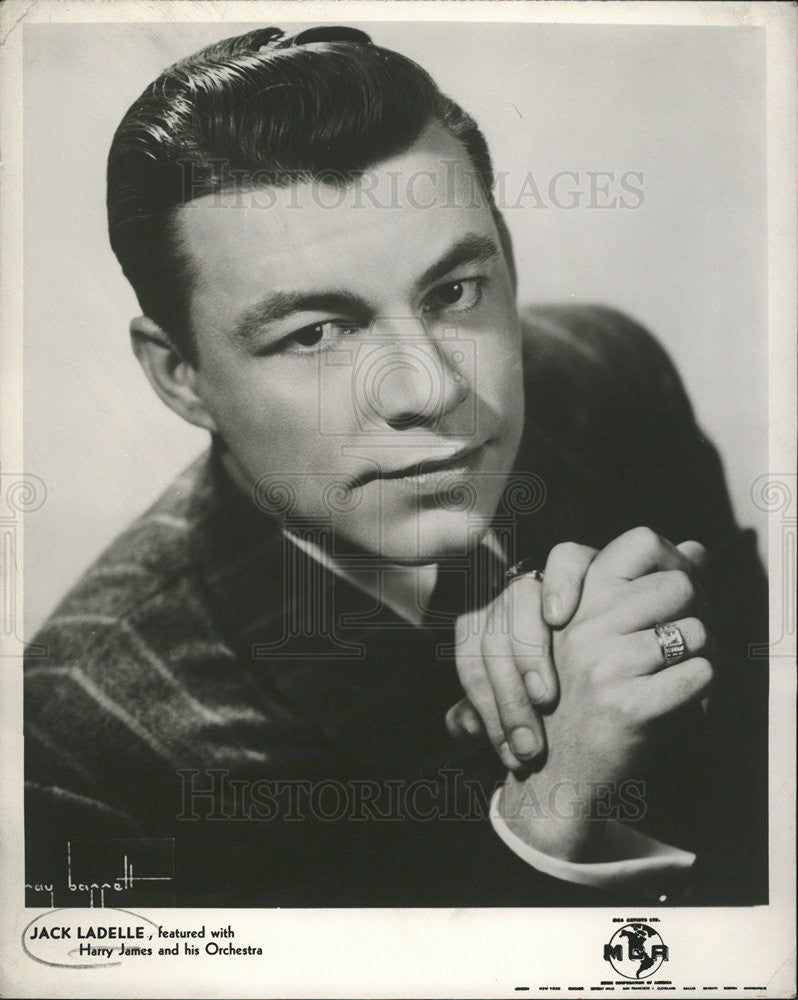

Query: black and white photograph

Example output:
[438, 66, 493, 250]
[1, 1, 795, 996]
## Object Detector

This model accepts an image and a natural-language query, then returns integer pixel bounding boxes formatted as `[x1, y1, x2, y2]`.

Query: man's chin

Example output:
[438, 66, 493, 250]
[350, 512, 493, 566]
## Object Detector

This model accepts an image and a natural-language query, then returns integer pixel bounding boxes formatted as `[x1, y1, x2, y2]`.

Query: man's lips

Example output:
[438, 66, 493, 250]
[348, 442, 488, 489]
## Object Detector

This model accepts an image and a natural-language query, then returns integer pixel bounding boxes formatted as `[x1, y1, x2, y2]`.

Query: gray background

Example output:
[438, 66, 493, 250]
[23, 21, 768, 633]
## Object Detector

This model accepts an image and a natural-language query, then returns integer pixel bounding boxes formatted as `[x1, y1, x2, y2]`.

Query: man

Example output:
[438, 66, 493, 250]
[24, 25, 767, 907]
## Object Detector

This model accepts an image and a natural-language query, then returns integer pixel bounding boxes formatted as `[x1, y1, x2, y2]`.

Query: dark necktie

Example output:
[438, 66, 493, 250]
[426, 539, 508, 625]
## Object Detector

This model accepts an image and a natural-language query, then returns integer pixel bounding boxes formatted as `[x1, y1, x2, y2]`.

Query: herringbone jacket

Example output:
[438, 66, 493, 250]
[25, 306, 768, 907]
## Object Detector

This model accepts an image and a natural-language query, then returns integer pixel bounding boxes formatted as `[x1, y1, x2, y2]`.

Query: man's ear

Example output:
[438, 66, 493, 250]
[492, 208, 517, 295]
[130, 316, 218, 432]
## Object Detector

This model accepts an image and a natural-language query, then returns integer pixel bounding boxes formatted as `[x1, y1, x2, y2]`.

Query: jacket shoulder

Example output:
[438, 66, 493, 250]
[519, 304, 695, 428]
[26, 451, 211, 657]
[512, 303, 741, 554]
[518, 304, 705, 468]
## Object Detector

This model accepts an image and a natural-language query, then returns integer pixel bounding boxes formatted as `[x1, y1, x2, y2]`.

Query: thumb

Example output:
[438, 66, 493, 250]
[541, 542, 599, 627]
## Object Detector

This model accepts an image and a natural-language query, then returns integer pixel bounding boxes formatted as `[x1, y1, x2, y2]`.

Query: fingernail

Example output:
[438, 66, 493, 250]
[544, 594, 562, 621]
[525, 671, 547, 703]
[499, 741, 522, 771]
[463, 711, 482, 737]
[510, 727, 538, 759]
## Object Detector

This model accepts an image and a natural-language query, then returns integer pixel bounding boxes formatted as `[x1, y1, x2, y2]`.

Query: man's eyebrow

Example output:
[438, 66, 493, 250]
[230, 233, 500, 347]
[232, 291, 371, 347]
[416, 233, 501, 290]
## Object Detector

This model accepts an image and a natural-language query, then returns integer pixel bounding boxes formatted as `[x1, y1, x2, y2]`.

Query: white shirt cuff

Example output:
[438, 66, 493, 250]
[489, 787, 695, 894]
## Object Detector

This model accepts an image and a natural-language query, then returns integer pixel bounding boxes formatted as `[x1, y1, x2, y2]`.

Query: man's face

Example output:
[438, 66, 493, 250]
[177, 126, 524, 562]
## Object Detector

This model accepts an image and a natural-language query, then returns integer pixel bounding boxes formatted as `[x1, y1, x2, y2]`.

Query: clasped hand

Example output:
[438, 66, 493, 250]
[447, 527, 715, 860]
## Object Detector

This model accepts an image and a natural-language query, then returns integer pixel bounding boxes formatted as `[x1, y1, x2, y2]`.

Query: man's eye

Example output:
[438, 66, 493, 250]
[422, 278, 483, 314]
[287, 321, 359, 351]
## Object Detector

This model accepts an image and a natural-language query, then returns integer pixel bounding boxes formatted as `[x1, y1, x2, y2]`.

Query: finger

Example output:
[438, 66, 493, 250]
[606, 617, 712, 677]
[676, 543, 713, 624]
[676, 539, 708, 574]
[502, 578, 559, 706]
[445, 698, 485, 740]
[637, 656, 715, 721]
[455, 612, 523, 771]
[481, 625, 547, 763]
[590, 526, 706, 582]
[459, 670, 522, 770]
[600, 569, 704, 634]
[459, 700, 485, 737]
[541, 542, 599, 626]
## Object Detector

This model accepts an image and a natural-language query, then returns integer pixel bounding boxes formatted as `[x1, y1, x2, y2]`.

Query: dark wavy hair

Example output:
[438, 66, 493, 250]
[107, 26, 496, 363]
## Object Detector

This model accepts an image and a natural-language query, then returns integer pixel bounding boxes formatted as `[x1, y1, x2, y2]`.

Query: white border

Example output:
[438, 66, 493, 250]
[1, 2, 795, 998]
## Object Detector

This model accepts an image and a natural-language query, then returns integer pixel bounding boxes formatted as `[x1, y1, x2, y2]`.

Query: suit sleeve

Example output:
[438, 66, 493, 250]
[513, 305, 769, 904]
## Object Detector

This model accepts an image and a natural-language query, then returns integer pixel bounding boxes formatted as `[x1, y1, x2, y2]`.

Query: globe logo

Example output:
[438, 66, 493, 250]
[603, 923, 669, 980]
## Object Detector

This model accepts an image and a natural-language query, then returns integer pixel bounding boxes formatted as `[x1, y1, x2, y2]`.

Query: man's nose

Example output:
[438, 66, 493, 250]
[354, 317, 469, 430]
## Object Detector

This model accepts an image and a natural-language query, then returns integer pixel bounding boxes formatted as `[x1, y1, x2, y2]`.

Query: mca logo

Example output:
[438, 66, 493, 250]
[603, 923, 669, 980]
